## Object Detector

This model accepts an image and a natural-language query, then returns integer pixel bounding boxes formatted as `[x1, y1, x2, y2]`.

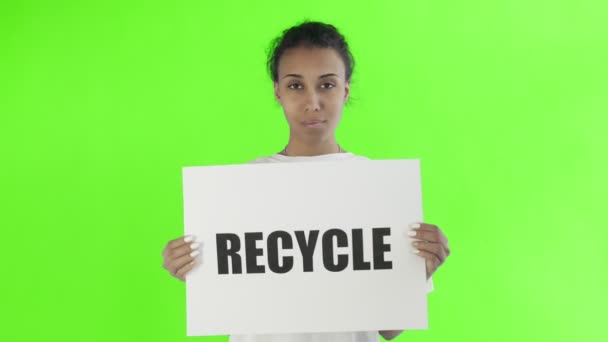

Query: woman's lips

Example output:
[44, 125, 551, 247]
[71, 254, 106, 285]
[303, 120, 327, 127]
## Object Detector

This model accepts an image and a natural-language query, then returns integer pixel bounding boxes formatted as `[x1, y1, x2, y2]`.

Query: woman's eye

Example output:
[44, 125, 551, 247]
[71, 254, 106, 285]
[288, 83, 335, 90]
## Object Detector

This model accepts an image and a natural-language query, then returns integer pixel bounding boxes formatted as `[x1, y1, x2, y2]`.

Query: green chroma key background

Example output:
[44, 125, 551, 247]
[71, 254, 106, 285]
[1, 0, 606, 341]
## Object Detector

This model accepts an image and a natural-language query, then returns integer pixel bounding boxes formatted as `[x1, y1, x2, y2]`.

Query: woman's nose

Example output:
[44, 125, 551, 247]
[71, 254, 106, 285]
[304, 90, 321, 112]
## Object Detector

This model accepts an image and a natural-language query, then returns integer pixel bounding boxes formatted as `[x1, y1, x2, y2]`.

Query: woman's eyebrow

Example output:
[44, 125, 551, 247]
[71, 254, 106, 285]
[282, 73, 340, 79]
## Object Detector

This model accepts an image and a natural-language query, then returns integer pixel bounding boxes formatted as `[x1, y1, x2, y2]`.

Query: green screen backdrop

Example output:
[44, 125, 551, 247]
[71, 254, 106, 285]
[1, 0, 606, 341]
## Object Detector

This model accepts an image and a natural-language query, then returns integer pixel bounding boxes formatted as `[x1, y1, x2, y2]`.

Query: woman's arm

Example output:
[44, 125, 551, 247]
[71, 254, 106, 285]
[378, 330, 404, 340]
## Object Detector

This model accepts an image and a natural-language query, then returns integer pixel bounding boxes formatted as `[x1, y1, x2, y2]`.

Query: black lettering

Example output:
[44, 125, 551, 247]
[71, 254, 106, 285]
[295, 230, 319, 272]
[322, 229, 348, 272]
[216, 233, 242, 274]
[352, 228, 371, 270]
[372, 227, 392, 269]
[245, 232, 265, 273]
[267, 230, 294, 273]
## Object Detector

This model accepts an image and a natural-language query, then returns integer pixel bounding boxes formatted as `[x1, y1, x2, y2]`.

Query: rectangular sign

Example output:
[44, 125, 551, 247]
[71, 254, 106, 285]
[183, 159, 428, 336]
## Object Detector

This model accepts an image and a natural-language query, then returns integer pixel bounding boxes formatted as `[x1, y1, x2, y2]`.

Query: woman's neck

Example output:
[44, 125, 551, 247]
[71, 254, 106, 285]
[281, 138, 344, 157]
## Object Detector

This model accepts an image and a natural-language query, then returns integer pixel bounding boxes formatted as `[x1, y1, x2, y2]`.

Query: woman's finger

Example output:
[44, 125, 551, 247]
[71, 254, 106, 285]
[167, 240, 200, 261]
[162, 235, 195, 258]
[167, 248, 200, 276]
[408, 229, 441, 243]
[412, 223, 449, 246]
[175, 261, 197, 282]
[413, 241, 447, 265]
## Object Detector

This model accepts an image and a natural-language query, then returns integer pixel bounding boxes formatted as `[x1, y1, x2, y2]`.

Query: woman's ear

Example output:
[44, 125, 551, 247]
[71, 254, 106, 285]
[274, 82, 281, 103]
[344, 81, 350, 103]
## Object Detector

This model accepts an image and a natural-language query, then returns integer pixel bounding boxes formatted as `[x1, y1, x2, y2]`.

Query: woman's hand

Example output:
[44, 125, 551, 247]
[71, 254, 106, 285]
[408, 223, 450, 279]
[162, 235, 200, 281]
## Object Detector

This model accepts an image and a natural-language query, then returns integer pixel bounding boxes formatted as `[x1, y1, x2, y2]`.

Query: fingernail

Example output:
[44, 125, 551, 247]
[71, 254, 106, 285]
[190, 250, 200, 258]
[412, 241, 420, 247]
[410, 223, 421, 229]
[184, 235, 194, 243]
[190, 242, 200, 250]
[412, 249, 420, 254]
[408, 231, 417, 237]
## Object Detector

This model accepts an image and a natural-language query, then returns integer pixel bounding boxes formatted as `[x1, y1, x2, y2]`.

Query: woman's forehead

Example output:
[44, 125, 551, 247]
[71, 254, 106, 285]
[279, 47, 345, 78]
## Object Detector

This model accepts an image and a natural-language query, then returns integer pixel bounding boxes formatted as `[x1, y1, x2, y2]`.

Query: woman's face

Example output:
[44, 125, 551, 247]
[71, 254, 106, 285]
[274, 46, 350, 140]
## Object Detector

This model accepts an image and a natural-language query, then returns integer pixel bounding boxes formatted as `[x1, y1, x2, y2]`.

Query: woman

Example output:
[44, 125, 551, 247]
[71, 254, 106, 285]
[162, 21, 451, 342]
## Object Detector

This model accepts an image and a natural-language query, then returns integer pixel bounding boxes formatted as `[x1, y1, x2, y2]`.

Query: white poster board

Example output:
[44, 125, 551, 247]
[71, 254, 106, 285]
[183, 159, 428, 336]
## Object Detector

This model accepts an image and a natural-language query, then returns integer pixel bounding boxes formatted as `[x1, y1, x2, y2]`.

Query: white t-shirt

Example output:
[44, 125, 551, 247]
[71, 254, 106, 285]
[229, 152, 434, 342]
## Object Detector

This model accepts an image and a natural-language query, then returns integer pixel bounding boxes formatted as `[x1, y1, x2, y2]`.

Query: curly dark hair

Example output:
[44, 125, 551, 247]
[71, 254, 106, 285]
[266, 21, 355, 83]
